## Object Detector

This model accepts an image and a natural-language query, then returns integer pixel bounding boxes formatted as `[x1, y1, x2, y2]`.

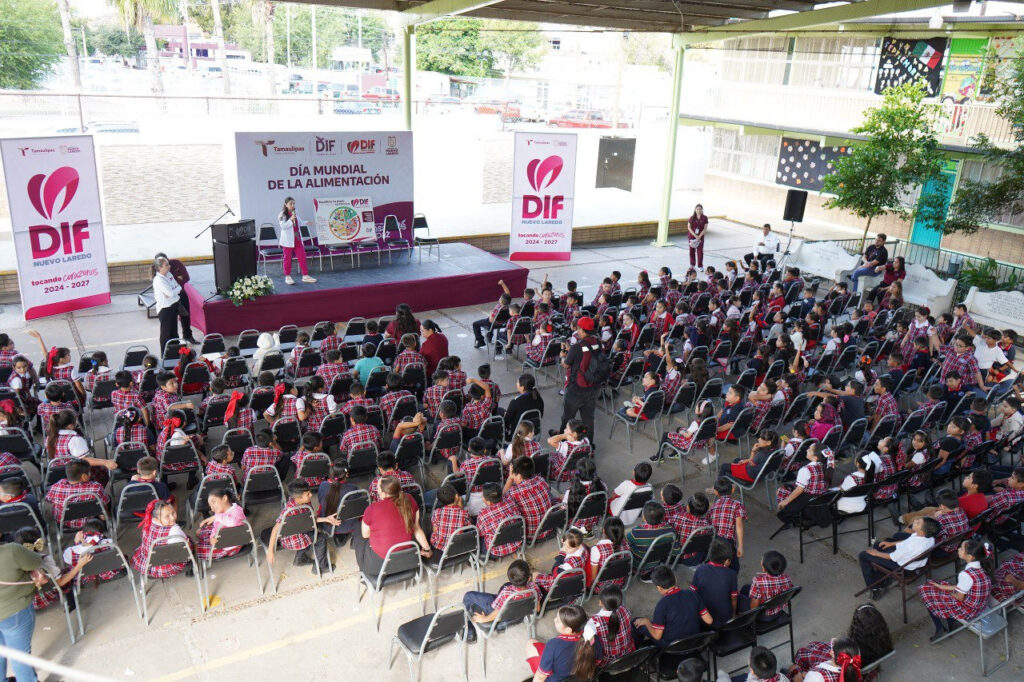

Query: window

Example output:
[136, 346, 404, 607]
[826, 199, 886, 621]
[708, 129, 781, 183]
[787, 37, 880, 91]
[961, 160, 1024, 228]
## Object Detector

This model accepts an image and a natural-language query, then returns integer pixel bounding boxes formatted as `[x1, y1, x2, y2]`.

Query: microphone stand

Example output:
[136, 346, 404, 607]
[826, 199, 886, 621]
[776, 220, 797, 271]
[194, 205, 235, 239]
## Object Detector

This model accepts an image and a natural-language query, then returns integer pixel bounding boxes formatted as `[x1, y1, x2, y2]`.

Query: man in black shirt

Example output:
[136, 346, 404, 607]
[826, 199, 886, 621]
[557, 317, 603, 441]
[849, 233, 888, 292]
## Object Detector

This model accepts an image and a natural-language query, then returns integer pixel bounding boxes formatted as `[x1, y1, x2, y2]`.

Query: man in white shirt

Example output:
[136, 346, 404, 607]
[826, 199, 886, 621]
[744, 224, 780, 271]
[857, 516, 939, 600]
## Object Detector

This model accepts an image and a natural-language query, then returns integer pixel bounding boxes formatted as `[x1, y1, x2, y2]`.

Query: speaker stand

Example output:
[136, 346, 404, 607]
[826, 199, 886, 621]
[776, 220, 797, 271]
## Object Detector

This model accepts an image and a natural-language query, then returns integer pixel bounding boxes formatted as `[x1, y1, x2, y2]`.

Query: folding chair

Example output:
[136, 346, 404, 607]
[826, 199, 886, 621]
[853, 542, 936, 624]
[388, 603, 468, 682]
[529, 503, 567, 548]
[0, 427, 42, 467]
[600, 645, 658, 681]
[235, 329, 260, 359]
[0, 502, 45, 542]
[85, 378, 117, 438]
[752, 586, 802, 662]
[73, 544, 137, 637]
[110, 441, 149, 494]
[724, 448, 784, 509]
[422, 422, 462, 481]
[602, 357, 645, 414]
[113, 482, 158, 539]
[586, 550, 631, 600]
[932, 590, 1023, 677]
[424, 526, 480, 610]
[201, 520, 263, 599]
[670, 526, 715, 573]
[610, 389, 665, 453]
[711, 608, 763, 677]
[262, 504, 322, 592]
[221, 428, 254, 460]
[618, 487, 653, 525]
[186, 473, 239, 528]
[654, 416, 718, 486]
[383, 214, 411, 263]
[241, 465, 286, 511]
[347, 442, 380, 478]
[55, 494, 107, 556]
[477, 516, 526, 590]
[357, 540, 425, 631]
[158, 442, 202, 486]
[470, 593, 538, 677]
[161, 338, 185, 369]
[537, 567, 586, 617]
[257, 223, 283, 276]
[138, 540, 205, 625]
[631, 532, 675, 584]
[654, 631, 717, 681]
[828, 481, 884, 554]
[120, 345, 150, 372]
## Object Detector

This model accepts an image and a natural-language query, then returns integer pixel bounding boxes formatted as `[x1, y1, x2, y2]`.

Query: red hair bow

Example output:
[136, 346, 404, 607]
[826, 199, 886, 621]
[0, 400, 15, 415]
[137, 498, 159, 529]
[178, 347, 191, 357]
[224, 390, 244, 422]
[836, 652, 862, 677]
[46, 346, 57, 375]
[161, 415, 182, 441]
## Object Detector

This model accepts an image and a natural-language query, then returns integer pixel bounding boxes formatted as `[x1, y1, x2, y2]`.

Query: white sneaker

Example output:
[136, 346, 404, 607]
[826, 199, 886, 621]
[701, 453, 719, 466]
[301, 275, 317, 283]
[284, 275, 295, 285]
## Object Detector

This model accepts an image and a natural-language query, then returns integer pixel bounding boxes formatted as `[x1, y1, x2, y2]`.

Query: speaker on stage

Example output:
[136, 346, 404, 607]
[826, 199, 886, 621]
[214, 239, 257, 292]
[783, 189, 808, 223]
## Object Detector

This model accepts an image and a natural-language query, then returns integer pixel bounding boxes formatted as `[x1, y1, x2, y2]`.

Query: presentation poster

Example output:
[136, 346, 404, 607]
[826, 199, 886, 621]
[510, 132, 577, 261]
[235, 131, 413, 242]
[312, 196, 377, 245]
[0, 136, 110, 320]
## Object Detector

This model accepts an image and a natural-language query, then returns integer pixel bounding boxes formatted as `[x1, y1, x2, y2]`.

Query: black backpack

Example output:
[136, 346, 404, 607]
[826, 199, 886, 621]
[577, 341, 610, 389]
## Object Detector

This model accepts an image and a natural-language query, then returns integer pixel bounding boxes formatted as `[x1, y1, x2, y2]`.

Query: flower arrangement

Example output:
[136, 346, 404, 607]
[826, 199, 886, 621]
[226, 275, 274, 307]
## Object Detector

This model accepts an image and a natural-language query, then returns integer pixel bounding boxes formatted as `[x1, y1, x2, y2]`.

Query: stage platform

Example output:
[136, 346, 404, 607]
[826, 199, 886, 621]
[184, 243, 529, 336]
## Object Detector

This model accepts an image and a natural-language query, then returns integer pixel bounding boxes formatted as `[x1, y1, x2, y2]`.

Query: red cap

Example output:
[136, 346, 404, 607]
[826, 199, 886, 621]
[577, 317, 595, 331]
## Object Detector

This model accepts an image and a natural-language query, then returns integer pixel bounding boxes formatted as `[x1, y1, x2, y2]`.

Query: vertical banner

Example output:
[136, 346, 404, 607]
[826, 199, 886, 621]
[0, 136, 110, 320]
[510, 132, 577, 262]
[234, 132, 413, 242]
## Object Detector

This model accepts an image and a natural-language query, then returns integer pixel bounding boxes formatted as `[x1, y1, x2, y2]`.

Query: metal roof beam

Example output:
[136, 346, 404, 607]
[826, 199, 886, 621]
[472, 6, 692, 30]
[398, 0, 505, 26]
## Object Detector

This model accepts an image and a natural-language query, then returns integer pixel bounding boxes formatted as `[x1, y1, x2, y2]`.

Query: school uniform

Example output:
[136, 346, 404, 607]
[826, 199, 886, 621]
[589, 539, 628, 591]
[506, 475, 553, 540]
[527, 632, 600, 682]
[132, 522, 189, 578]
[692, 561, 738, 627]
[584, 605, 635, 666]
[738, 571, 794, 621]
[634, 586, 709, 647]
[919, 561, 991, 622]
[534, 545, 587, 592]
[858, 532, 935, 589]
[608, 479, 651, 526]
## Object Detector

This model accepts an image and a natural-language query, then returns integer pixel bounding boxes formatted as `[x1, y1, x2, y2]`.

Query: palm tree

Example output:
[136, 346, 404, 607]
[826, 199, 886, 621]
[108, 0, 175, 94]
[262, 1, 277, 95]
[210, 0, 230, 94]
[57, 0, 82, 90]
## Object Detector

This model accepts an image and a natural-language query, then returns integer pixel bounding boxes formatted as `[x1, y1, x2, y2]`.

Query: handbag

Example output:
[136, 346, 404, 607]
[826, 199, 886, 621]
[688, 238, 702, 249]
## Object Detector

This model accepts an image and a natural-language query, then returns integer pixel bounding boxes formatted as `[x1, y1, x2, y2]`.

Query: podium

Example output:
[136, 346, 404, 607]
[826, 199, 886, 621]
[213, 219, 257, 292]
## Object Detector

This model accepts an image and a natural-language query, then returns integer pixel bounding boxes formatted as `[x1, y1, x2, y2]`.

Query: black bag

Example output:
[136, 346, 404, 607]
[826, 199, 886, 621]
[577, 342, 610, 389]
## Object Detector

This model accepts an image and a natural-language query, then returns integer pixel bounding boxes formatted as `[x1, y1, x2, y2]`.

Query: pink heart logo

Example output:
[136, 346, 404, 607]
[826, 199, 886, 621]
[526, 156, 563, 192]
[27, 166, 79, 220]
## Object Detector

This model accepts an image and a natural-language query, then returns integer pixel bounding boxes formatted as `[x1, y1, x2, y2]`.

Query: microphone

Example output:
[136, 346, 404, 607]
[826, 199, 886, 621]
[224, 203, 235, 217]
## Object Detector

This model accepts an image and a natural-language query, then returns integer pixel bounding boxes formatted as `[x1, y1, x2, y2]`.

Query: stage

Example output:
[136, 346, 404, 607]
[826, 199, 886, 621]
[185, 243, 529, 336]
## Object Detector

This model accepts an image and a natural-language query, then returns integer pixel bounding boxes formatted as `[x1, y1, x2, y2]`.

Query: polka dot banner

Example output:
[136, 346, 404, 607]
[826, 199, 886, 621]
[774, 137, 852, 192]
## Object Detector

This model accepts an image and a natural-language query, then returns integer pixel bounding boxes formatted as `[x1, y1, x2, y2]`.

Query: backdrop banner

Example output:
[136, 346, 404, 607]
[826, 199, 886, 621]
[0, 136, 110, 320]
[312, 196, 377, 245]
[234, 131, 413, 242]
[510, 132, 577, 261]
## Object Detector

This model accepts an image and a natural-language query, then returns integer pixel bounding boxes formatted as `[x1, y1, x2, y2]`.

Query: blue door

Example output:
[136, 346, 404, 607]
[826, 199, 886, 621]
[910, 160, 959, 249]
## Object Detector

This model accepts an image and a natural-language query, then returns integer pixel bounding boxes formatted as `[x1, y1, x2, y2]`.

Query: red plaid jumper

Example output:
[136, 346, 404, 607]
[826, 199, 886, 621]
[315, 362, 348, 385]
[490, 581, 541, 613]
[270, 395, 300, 421]
[0, 452, 20, 468]
[591, 605, 635, 665]
[305, 397, 334, 432]
[45, 480, 108, 529]
[750, 399, 772, 431]
[507, 475, 551, 538]
[369, 470, 415, 502]
[992, 552, 1024, 604]
[873, 454, 898, 500]
[874, 392, 900, 422]
[591, 540, 628, 590]
[749, 572, 794, 616]
[794, 640, 833, 674]
[229, 407, 256, 433]
[241, 445, 283, 476]
[534, 548, 587, 591]
[902, 448, 931, 489]
[482, 379, 502, 404]
[661, 370, 683, 405]
[940, 347, 981, 387]
[394, 350, 426, 375]
[430, 504, 469, 550]
[339, 423, 380, 455]
[953, 313, 974, 332]
[936, 508, 971, 553]
[51, 431, 85, 466]
[114, 424, 148, 446]
[460, 398, 494, 431]
[708, 496, 747, 541]
[196, 520, 245, 562]
[550, 439, 591, 483]
[477, 501, 521, 556]
[111, 388, 145, 415]
[319, 335, 343, 353]
[131, 523, 189, 578]
[960, 430, 983, 468]
[205, 459, 240, 487]
[156, 430, 200, 472]
[291, 450, 329, 486]
[776, 462, 827, 506]
[919, 566, 991, 620]
[273, 500, 314, 551]
[49, 365, 74, 382]
[37, 401, 77, 431]
[423, 385, 447, 419]
[0, 349, 17, 367]
[526, 333, 555, 364]
[989, 488, 1024, 523]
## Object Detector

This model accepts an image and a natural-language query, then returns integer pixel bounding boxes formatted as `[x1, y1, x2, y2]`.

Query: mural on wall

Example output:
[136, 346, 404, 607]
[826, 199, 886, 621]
[874, 37, 948, 96]
[979, 36, 1020, 101]
[775, 138, 852, 192]
[941, 38, 989, 105]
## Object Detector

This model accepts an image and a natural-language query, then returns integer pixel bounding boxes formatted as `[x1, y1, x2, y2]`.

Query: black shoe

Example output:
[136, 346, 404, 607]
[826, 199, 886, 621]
[473, 341, 485, 349]
[464, 626, 477, 644]
[929, 630, 946, 643]
[332, 534, 350, 548]
[293, 553, 314, 567]
[870, 587, 886, 601]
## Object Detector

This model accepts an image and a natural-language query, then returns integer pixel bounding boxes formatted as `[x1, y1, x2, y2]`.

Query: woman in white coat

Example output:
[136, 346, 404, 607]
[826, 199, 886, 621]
[153, 256, 182, 351]
[277, 196, 317, 285]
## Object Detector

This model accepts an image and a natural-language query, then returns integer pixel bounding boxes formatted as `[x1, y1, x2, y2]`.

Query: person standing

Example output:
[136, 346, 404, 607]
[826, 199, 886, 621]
[557, 317, 606, 445]
[743, 224, 779, 271]
[849, 233, 888, 292]
[0, 541, 44, 682]
[687, 204, 708, 268]
[155, 252, 196, 343]
[153, 257, 182, 353]
[277, 197, 317, 286]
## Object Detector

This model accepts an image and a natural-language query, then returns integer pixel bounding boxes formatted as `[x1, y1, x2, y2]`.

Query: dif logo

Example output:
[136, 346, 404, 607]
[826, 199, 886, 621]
[347, 139, 376, 154]
[314, 136, 336, 154]
[522, 156, 564, 219]
[25, 167, 90, 259]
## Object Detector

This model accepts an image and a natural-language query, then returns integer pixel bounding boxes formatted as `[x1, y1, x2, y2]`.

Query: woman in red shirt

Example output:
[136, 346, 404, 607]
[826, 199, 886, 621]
[867, 256, 905, 306]
[420, 320, 449, 376]
[353, 476, 432, 577]
[687, 204, 709, 268]
[385, 303, 421, 340]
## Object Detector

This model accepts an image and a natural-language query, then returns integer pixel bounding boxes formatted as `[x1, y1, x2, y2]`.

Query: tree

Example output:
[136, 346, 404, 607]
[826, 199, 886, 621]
[822, 81, 947, 249]
[92, 23, 144, 58]
[0, 0, 63, 89]
[108, 0, 176, 94]
[945, 40, 1024, 236]
[416, 17, 543, 78]
[57, 0, 81, 89]
[479, 21, 545, 78]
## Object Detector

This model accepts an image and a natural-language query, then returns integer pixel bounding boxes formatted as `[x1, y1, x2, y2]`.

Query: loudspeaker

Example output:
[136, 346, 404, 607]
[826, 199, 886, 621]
[211, 219, 256, 244]
[214, 239, 257, 292]
[783, 189, 808, 223]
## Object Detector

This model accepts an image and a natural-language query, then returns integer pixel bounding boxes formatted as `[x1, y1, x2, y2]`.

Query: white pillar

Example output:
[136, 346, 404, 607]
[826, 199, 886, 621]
[402, 25, 415, 131]
[655, 46, 685, 247]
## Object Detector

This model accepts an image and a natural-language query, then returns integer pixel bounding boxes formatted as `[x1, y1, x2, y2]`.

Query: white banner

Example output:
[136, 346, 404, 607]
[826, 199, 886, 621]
[312, 196, 377, 245]
[234, 131, 413, 244]
[0, 136, 110, 320]
[510, 132, 577, 261]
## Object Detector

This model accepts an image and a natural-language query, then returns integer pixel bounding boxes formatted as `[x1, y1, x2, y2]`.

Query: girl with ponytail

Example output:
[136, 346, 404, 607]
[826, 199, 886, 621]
[918, 538, 994, 640]
[526, 604, 598, 682]
[131, 500, 190, 578]
[43, 346, 74, 382]
[46, 408, 116, 481]
[589, 517, 628, 592]
[804, 636, 862, 682]
[836, 454, 876, 514]
[263, 379, 299, 423]
[584, 585, 634, 666]
[223, 390, 255, 432]
[78, 350, 110, 395]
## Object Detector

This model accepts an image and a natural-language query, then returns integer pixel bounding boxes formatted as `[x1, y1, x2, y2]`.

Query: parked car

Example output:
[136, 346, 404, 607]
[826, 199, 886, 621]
[362, 86, 400, 102]
[548, 109, 628, 129]
[335, 101, 381, 115]
[473, 97, 520, 115]
[499, 102, 547, 123]
[53, 120, 140, 135]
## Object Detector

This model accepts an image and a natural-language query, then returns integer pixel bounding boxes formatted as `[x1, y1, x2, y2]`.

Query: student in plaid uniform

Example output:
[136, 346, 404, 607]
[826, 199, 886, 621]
[42, 346, 75, 384]
[533, 528, 588, 593]
[476, 484, 522, 557]
[472, 292, 512, 348]
[133, 355, 160, 402]
[131, 500, 190, 578]
[315, 349, 349, 387]
[224, 391, 256, 433]
[430, 484, 469, 550]
[460, 378, 494, 442]
[61, 520, 123, 585]
[776, 443, 828, 524]
[422, 371, 449, 420]
[547, 419, 591, 483]
[318, 322, 344, 354]
[338, 406, 381, 457]
[37, 383, 78, 432]
[46, 410, 117, 481]
[589, 517, 628, 591]
[195, 487, 247, 562]
[291, 432, 330, 486]
[149, 373, 181, 426]
[112, 407, 152, 450]
[939, 335, 985, 390]
[951, 304, 974, 333]
[155, 410, 203, 479]
[393, 334, 426, 375]
[379, 373, 413, 428]
[919, 539, 993, 640]
[664, 488, 711, 566]
[992, 551, 1024, 605]
[504, 456, 552, 540]
[0, 333, 24, 368]
[111, 370, 147, 420]
[707, 477, 748, 570]
[475, 364, 502, 406]
[203, 444, 240, 488]
[262, 480, 338, 573]
[739, 550, 794, 622]
[462, 559, 540, 639]
[439, 356, 467, 393]
[241, 429, 286, 480]
[297, 376, 336, 432]
[930, 490, 971, 558]
[869, 376, 900, 429]
[987, 468, 1024, 523]
[77, 351, 112, 396]
[264, 381, 301, 423]
[286, 332, 314, 378]
[339, 383, 376, 416]
[584, 585, 635, 666]
[441, 436, 491, 514]
[198, 378, 230, 421]
[368, 450, 415, 503]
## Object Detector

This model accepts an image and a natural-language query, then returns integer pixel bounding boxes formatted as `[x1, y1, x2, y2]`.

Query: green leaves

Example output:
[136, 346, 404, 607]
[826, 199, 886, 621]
[415, 18, 545, 78]
[0, 0, 62, 89]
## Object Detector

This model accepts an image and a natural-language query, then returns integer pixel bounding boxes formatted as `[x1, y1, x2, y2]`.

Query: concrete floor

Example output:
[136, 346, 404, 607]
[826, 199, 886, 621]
[3, 221, 1021, 681]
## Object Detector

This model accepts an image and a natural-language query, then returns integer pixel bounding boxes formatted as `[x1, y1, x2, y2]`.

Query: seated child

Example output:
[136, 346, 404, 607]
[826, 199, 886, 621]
[196, 487, 247, 562]
[608, 462, 653, 526]
[738, 550, 794, 622]
[262, 480, 339, 573]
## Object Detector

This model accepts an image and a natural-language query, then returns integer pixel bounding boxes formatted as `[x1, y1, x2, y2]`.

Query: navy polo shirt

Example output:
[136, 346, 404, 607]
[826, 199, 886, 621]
[720, 401, 743, 427]
[650, 587, 708, 647]
[691, 562, 738, 627]
[538, 634, 602, 681]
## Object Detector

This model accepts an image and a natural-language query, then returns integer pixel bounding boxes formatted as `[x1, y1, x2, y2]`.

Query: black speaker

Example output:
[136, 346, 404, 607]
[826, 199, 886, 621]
[211, 219, 256, 244]
[214, 239, 257, 292]
[783, 189, 808, 223]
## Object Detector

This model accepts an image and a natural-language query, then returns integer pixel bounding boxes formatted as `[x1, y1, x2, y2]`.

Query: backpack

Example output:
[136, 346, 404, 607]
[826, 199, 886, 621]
[577, 341, 611, 389]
